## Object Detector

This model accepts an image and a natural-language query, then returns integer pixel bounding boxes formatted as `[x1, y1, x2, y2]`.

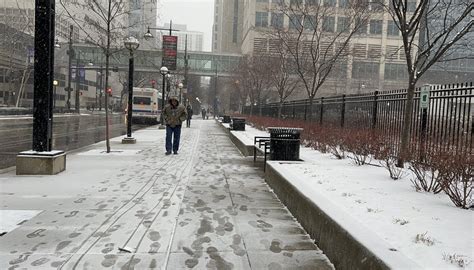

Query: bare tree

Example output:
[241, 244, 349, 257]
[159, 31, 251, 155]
[264, 45, 301, 118]
[238, 55, 272, 116]
[59, 0, 131, 153]
[0, 0, 35, 107]
[386, 0, 473, 166]
[271, 0, 371, 119]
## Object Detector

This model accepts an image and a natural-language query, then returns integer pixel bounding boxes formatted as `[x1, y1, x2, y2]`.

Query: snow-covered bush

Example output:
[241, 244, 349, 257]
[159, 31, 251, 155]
[344, 129, 375, 165]
[409, 155, 442, 193]
[434, 152, 473, 209]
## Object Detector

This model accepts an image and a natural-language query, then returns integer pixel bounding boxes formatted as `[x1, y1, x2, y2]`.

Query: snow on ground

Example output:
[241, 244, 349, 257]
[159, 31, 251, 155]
[234, 123, 473, 269]
[0, 210, 42, 233]
[77, 149, 140, 156]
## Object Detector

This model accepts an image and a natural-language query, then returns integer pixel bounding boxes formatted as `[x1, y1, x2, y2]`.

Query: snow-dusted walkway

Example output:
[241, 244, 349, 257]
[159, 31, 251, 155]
[0, 119, 333, 269]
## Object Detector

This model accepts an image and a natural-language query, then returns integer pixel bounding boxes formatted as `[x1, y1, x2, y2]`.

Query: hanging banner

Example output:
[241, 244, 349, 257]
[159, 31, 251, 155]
[162, 35, 178, 70]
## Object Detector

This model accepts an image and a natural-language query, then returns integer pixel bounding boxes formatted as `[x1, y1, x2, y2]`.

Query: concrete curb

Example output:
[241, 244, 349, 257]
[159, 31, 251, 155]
[265, 162, 422, 270]
[217, 120, 255, 156]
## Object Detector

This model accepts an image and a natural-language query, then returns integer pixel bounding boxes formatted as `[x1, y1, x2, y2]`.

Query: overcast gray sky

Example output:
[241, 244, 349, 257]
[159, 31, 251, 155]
[158, 0, 214, 51]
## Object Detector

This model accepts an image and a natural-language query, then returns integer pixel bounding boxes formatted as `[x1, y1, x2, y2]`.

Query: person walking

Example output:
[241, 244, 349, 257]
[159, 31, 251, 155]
[186, 104, 193, 128]
[162, 96, 187, 155]
[201, 107, 206, 120]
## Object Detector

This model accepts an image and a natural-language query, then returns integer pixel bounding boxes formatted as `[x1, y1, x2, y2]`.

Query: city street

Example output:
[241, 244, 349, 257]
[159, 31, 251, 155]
[0, 119, 334, 269]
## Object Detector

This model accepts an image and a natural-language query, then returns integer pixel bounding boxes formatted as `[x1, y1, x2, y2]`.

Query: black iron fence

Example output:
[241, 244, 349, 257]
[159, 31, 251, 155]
[243, 82, 473, 155]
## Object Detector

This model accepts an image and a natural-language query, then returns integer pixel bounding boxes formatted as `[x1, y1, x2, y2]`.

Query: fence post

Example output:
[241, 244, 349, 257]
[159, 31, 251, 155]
[372, 91, 378, 129]
[341, 94, 346, 128]
[320, 97, 324, 125]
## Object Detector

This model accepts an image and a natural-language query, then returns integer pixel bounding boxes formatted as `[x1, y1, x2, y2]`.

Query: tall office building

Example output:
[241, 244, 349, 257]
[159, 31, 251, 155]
[212, 0, 243, 54]
[129, 0, 158, 49]
[238, 0, 419, 96]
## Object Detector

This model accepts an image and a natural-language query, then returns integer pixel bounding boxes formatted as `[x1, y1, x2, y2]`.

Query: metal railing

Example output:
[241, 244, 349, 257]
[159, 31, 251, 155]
[244, 82, 473, 155]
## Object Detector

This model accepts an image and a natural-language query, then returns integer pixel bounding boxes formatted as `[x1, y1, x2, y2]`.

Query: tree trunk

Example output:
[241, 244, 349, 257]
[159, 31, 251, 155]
[397, 80, 416, 167]
[277, 101, 283, 119]
[307, 96, 314, 121]
[249, 103, 254, 116]
[104, 53, 111, 153]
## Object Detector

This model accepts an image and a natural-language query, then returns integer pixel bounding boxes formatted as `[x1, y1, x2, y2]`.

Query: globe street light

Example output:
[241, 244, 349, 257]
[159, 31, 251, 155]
[159, 66, 169, 129]
[178, 82, 183, 103]
[122, 36, 140, 144]
[53, 80, 58, 109]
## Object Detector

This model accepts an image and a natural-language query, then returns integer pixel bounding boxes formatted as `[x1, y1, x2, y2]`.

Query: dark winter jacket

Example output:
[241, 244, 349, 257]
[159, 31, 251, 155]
[163, 97, 187, 127]
[186, 106, 193, 120]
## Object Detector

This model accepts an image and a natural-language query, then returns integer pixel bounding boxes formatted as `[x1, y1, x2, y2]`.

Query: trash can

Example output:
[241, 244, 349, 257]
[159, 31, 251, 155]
[223, 115, 231, 123]
[231, 117, 245, 131]
[268, 127, 303, 160]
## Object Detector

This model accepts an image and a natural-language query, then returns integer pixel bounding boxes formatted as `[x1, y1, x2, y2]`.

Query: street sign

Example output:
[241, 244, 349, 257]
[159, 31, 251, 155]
[162, 35, 178, 70]
[420, 85, 430, 109]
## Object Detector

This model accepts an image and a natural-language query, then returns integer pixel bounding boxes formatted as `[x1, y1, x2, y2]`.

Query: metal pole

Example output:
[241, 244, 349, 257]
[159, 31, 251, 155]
[99, 66, 103, 111]
[127, 51, 134, 138]
[75, 54, 80, 113]
[66, 25, 73, 111]
[160, 73, 165, 125]
[32, 0, 54, 151]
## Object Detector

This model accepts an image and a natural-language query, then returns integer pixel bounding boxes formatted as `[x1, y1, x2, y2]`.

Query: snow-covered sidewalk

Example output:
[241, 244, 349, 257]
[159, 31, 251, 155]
[0, 120, 334, 269]
[237, 123, 473, 269]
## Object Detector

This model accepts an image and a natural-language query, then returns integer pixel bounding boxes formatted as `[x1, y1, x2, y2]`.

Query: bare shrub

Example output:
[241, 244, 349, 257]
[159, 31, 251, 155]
[409, 157, 442, 193]
[414, 232, 436, 246]
[345, 129, 377, 166]
[443, 253, 471, 268]
[373, 136, 406, 180]
[435, 152, 473, 209]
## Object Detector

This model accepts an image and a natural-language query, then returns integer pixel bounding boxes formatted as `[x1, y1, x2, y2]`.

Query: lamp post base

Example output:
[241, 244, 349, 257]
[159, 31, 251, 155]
[16, 150, 66, 175]
[121, 137, 137, 144]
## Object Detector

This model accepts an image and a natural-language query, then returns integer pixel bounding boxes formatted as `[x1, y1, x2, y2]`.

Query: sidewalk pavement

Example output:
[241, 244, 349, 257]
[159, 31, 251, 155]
[0, 119, 334, 269]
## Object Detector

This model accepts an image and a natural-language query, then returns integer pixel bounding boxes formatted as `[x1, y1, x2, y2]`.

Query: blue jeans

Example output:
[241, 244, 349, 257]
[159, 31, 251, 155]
[166, 125, 182, 153]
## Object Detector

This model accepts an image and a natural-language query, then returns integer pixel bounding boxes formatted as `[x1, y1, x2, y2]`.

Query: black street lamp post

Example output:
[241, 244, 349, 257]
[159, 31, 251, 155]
[122, 37, 140, 144]
[66, 25, 74, 111]
[17, 0, 67, 176]
[159, 66, 168, 129]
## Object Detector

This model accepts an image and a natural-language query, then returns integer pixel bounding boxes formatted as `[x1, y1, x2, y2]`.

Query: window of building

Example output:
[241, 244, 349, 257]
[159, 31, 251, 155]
[387, 20, 399, 36]
[369, 20, 382, 35]
[384, 63, 408, 80]
[233, 0, 239, 43]
[255, 12, 268, 27]
[323, 0, 336, 7]
[271, 13, 284, 29]
[337, 17, 349, 33]
[304, 15, 316, 31]
[352, 61, 380, 79]
[370, 0, 384, 11]
[339, 0, 349, 8]
[289, 14, 303, 30]
[356, 18, 368, 34]
[323, 16, 335, 32]
[290, 0, 302, 5]
[407, 1, 417, 12]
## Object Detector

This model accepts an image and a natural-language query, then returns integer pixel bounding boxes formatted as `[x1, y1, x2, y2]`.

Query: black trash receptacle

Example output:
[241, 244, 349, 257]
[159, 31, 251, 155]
[223, 115, 231, 123]
[268, 127, 303, 161]
[231, 118, 245, 131]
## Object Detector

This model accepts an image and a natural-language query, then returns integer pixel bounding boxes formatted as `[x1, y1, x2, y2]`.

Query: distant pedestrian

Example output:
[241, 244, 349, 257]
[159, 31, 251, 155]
[163, 96, 187, 155]
[201, 108, 206, 120]
[186, 104, 193, 128]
